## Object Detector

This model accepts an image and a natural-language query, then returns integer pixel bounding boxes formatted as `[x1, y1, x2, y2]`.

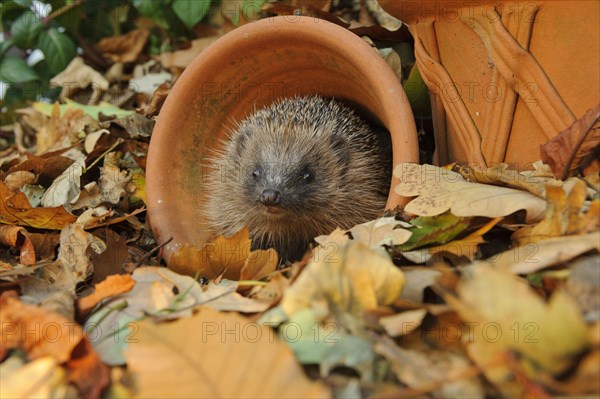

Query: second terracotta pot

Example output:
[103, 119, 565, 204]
[146, 16, 419, 259]
[379, 0, 600, 169]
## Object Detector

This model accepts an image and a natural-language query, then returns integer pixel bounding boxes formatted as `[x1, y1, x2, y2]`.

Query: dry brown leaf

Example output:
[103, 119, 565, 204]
[314, 227, 350, 248]
[263, 1, 348, 28]
[350, 24, 412, 41]
[513, 180, 595, 244]
[27, 231, 60, 259]
[383, 50, 402, 82]
[491, 232, 600, 275]
[96, 29, 150, 63]
[4, 171, 35, 191]
[558, 350, 600, 395]
[41, 158, 85, 208]
[400, 267, 443, 303]
[99, 113, 155, 139]
[50, 57, 109, 99]
[124, 307, 330, 398]
[379, 309, 428, 337]
[0, 181, 77, 230]
[0, 225, 35, 265]
[154, 37, 219, 69]
[89, 229, 130, 284]
[456, 163, 549, 198]
[251, 273, 290, 304]
[35, 103, 91, 154]
[349, 217, 412, 248]
[142, 82, 171, 117]
[85, 268, 271, 366]
[77, 274, 136, 316]
[374, 336, 484, 398]
[395, 163, 547, 223]
[18, 211, 107, 315]
[0, 356, 72, 398]
[71, 163, 131, 210]
[541, 103, 600, 179]
[66, 338, 110, 399]
[8, 151, 74, 185]
[81, 207, 145, 229]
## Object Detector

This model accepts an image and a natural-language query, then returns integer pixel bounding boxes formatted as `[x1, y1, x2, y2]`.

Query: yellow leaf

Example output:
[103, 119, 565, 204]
[446, 264, 590, 378]
[280, 242, 405, 317]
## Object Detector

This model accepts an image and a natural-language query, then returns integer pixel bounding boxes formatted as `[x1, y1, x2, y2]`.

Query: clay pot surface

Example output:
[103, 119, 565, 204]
[146, 16, 419, 259]
[380, 0, 600, 169]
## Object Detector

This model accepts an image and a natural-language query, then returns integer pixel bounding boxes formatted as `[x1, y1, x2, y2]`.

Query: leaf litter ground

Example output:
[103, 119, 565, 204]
[1, 4, 600, 399]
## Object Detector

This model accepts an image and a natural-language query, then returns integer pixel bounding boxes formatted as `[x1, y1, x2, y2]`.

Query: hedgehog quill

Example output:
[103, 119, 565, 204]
[205, 96, 391, 262]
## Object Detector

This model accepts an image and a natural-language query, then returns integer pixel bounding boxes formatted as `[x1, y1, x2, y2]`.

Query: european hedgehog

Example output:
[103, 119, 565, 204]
[204, 95, 391, 262]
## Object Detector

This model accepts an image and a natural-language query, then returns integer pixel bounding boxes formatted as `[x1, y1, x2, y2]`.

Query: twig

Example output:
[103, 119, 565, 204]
[134, 237, 173, 268]
[46, 0, 85, 22]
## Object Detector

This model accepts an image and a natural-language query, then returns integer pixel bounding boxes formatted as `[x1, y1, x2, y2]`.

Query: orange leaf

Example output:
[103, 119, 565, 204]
[0, 181, 77, 229]
[77, 274, 136, 316]
[168, 228, 254, 280]
[0, 291, 82, 363]
[67, 339, 110, 399]
[124, 307, 330, 398]
[0, 225, 36, 265]
[239, 248, 279, 281]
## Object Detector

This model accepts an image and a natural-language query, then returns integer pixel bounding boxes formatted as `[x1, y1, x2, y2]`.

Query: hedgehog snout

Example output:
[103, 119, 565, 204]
[259, 189, 282, 207]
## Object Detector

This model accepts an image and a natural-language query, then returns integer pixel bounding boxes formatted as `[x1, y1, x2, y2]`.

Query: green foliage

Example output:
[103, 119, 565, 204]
[397, 212, 471, 251]
[0, 0, 218, 120]
[37, 28, 77, 74]
[172, 0, 211, 29]
[0, 56, 39, 83]
[10, 11, 44, 49]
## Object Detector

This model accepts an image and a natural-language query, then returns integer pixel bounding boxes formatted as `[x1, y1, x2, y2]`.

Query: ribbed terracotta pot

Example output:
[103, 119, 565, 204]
[380, 0, 600, 169]
[146, 16, 419, 259]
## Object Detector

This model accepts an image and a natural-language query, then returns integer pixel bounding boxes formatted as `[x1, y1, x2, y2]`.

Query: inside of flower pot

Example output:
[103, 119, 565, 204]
[147, 17, 418, 258]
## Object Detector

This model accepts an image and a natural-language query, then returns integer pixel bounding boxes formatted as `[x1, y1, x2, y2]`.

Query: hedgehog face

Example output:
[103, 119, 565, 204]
[239, 126, 349, 222]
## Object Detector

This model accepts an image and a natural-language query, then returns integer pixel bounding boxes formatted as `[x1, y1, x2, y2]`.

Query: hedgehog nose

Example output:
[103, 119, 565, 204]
[259, 189, 281, 207]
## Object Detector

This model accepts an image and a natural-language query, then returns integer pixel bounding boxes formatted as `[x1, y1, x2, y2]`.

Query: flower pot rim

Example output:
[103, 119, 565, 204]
[146, 16, 419, 260]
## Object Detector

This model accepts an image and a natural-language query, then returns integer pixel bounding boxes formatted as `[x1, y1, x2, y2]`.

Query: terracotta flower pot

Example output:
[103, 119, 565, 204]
[379, 0, 600, 169]
[146, 16, 419, 259]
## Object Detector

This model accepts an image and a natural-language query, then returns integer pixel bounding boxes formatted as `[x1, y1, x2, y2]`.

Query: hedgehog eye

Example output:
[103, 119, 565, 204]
[301, 169, 313, 182]
[252, 169, 261, 180]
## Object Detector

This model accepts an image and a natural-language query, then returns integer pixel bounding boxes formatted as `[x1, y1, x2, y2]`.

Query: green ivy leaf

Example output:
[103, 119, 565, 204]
[403, 64, 431, 118]
[11, 11, 44, 49]
[398, 212, 471, 251]
[172, 0, 211, 29]
[133, 0, 169, 17]
[0, 39, 14, 59]
[132, 0, 177, 30]
[37, 27, 76, 75]
[9, 0, 33, 8]
[0, 56, 39, 83]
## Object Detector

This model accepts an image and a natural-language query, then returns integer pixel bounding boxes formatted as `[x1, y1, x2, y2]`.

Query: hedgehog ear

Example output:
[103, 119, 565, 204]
[231, 129, 251, 158]
[329, 134, 350, 166]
